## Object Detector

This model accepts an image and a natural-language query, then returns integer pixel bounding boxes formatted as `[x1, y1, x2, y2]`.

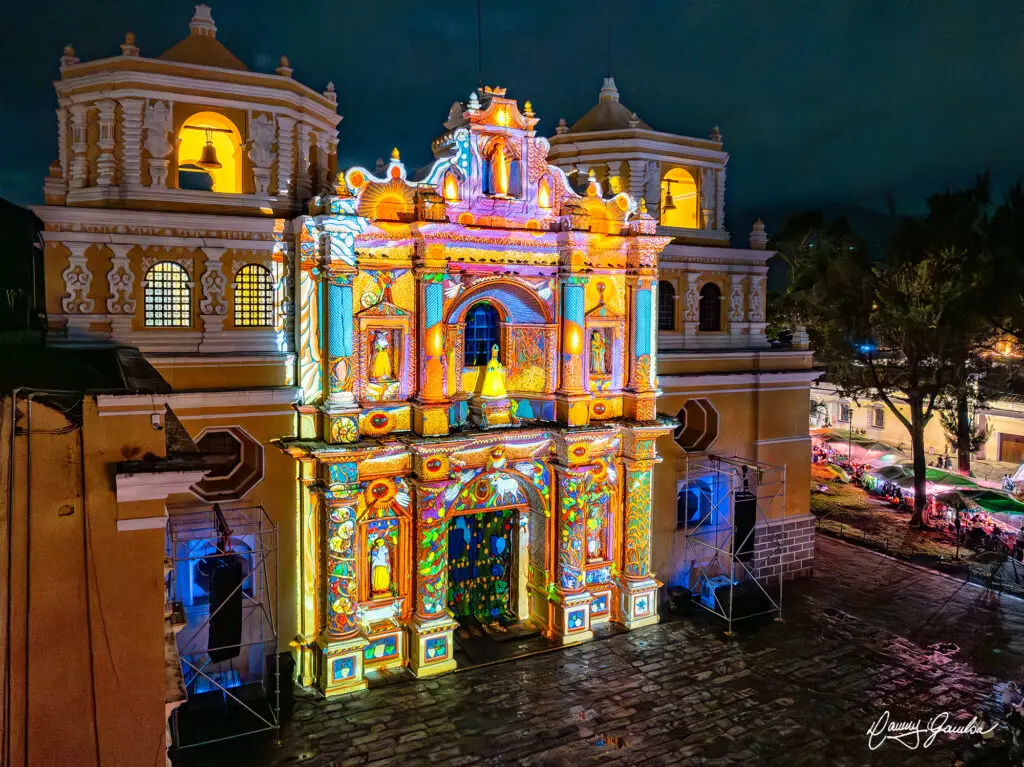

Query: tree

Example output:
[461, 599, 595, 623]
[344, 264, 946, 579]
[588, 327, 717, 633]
[775, 213, 967, 526]
[938, 385, 991, 461]
[896, 176, 993, 474]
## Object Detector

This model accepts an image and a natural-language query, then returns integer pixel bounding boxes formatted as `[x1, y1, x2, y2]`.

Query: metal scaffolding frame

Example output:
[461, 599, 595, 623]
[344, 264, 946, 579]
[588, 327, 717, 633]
[682, 454, 787, 635]
[166, 504, 279, 750]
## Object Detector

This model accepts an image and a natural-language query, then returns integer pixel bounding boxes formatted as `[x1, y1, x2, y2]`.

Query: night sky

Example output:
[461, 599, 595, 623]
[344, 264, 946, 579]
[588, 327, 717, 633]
[2, 0, 1023, 223]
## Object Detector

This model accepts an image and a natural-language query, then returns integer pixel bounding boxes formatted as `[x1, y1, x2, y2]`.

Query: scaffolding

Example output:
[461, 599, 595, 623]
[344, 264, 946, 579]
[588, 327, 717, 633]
[681, 455, 787, 635]
[166, 504, 279, 750]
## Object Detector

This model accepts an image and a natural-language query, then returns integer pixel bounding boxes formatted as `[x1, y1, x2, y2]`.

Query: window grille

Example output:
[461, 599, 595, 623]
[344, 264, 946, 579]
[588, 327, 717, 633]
[144, 262, 191, 327]
[233, 264, 275, 327]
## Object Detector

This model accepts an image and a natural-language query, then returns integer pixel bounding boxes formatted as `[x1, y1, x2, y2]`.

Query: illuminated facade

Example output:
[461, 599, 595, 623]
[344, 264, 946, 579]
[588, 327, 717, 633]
[15, 10, 813, 765]
[282, 86, 672, 695]
[550, 80, 818, 591]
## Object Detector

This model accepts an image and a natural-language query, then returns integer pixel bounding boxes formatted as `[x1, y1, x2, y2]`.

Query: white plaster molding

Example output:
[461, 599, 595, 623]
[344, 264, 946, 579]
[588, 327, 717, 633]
[748, 277, 765, 323]
[61, 242, 94, 313]
[295, 123, 312, 201]
[659, 370, 823, 389]
[116, 471, 206, 503]
[682, 272, 700, 323]
[116, 514, 170, 532]
[247, 112, 276, 195]
[716, 167, 727, 232]
[660, 243, 774, 267]
[68, 104, 88, 189]
[63, 184, 281, 211]
[119, 98, 144, 186]
[105, 243, 136, 314]
[198, 247, 228, 316]
[755, 435, 812, 446]
[728, 273, 745, 323]
[54, 67, 340, 127]
[56, 106, 69, 184]
[276, 115, 296, 198]
[97, 387, 299, 413]
[96, 100, 117, 186]
[144, 100, 173, 187]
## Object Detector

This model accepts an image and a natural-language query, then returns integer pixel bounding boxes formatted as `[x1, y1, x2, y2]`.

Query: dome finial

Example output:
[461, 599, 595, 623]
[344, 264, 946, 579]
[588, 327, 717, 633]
[599, 76, 619, 103]
[189, 5, 217, 38]
[120, 32, 139, 56]
[276, 55, 293, 77]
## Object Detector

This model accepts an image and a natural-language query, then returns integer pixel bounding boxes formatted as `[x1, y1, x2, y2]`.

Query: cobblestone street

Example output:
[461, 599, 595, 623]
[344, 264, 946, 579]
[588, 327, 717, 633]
[175, 536, 1024, 766]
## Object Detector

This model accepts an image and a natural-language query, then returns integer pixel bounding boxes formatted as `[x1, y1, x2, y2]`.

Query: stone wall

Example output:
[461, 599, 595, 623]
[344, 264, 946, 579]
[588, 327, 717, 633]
[751, 513, 815, 581]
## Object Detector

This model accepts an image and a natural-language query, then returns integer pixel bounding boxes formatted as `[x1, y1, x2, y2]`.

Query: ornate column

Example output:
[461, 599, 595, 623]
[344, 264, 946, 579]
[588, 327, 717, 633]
[55, 106, 69, 198]
[412, 270, 449, 436]
[748, 274, 768, 348]
[119, 99, 144, 186]
[627, 159, 648, 202]
[321, 227, 360, 443]
[317, 464, 368, 696]
[625, 272, 658, 421]
[555, 273, 589, 426]
[276, 115, 296, 200]
[728, 273, 747, 345]
[68, 104, 88, 189]
[408, 481, 457, 677]
[296, 467, 319, 688]
[315, 134, 331, 195]
[716, 167, 727, 232]
[682, 271, 700, 348]
[550, 463, 595, 645]
[105, 244, 135, 337]
[295, 123, 312, 202]
[615, 428, 665, 630]
[95, 100, 116, 186]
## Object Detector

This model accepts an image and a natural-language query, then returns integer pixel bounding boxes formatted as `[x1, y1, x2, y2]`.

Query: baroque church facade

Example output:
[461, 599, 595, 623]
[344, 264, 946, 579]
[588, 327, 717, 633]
[6, 6, 813, 765]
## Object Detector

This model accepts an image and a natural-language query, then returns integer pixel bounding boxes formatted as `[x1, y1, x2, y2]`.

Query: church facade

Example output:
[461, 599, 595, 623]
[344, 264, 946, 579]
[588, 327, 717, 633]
[281, 86, 672, 695]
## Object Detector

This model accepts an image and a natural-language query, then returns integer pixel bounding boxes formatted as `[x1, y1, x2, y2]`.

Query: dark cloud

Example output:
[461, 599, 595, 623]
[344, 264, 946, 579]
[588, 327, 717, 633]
[1, 0, 1021, 219]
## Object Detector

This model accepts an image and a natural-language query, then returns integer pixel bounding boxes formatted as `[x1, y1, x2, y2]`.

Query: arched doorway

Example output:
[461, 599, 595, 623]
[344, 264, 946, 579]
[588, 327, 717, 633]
[443, 461, 549, 633]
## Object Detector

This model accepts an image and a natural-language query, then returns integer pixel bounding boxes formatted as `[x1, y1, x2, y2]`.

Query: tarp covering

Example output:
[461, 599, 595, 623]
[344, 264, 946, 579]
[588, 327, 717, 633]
[966, 490, 1024, 516]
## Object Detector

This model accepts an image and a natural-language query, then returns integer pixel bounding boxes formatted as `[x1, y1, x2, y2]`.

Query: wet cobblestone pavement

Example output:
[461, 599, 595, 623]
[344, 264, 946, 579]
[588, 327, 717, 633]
[174, 536, 1024, 766]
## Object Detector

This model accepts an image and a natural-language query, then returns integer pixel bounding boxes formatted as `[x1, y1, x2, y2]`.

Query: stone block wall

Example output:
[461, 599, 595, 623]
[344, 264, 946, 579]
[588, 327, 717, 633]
[751, 513, 815, 581]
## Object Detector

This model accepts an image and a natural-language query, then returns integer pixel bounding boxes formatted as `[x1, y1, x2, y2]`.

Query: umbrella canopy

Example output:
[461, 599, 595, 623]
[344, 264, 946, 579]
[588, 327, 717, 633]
[1011, 464, 1024, 483]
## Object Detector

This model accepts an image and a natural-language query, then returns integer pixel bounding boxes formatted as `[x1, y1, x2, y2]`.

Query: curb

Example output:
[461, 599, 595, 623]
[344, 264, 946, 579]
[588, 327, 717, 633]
[816, 530, 1024, 604]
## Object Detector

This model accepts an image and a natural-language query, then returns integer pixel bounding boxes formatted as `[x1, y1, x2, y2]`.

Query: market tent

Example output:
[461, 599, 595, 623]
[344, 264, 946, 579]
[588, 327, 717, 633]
[966, 490, 1024, 516]
[894, 469, 980, 495]
[1011, 464, 1024, 483]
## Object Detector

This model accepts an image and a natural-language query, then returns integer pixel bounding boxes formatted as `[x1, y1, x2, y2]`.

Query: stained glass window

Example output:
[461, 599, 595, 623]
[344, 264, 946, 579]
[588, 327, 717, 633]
[233, 264, 275, 327]
[144, 261, 191, 327]
[464, 302, 500, 366]
[698, 283, 722, 332]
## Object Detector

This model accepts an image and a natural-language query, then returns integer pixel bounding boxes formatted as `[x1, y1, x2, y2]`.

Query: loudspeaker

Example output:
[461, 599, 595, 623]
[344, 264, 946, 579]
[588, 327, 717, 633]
[207, 556, 244, 663]
[734, 492, 756, 564]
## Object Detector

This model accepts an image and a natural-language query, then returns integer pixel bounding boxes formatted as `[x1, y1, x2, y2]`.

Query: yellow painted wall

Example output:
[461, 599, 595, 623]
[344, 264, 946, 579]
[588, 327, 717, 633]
[652, 384, 812, 588]
[1, 395, 171, 767]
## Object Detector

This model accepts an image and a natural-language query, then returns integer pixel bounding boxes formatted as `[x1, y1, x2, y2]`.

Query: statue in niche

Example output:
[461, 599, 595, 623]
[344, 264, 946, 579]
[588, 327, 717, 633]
[590, 329, 608, 376]
[369, 538, 392, 597]
[586, 506, 606, 563]
[370, 330, 394, 381]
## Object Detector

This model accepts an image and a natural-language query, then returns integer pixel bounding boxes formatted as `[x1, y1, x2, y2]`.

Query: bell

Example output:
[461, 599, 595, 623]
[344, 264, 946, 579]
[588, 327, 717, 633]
[195, 128, 222, 170]
[196, 139, 222, 170]
[662, 182, 677, 212]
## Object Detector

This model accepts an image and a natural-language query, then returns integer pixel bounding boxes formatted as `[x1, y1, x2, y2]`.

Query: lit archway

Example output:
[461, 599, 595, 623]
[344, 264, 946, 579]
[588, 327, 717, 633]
[177, 111, 243, 194]
[660, 167, 698, 229]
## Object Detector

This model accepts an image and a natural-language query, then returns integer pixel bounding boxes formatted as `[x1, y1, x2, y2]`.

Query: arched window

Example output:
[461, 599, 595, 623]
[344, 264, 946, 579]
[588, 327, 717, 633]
[144, 262, 191, 327]
[233, 264, 275, 327]
[698, 283, 722, 332]
[464, 302, 500, 366]
[177, 111, 242, 194]
[660, 167, 699, 229]
[658, 280, 676, 331]
[482, 140, 521, 197]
